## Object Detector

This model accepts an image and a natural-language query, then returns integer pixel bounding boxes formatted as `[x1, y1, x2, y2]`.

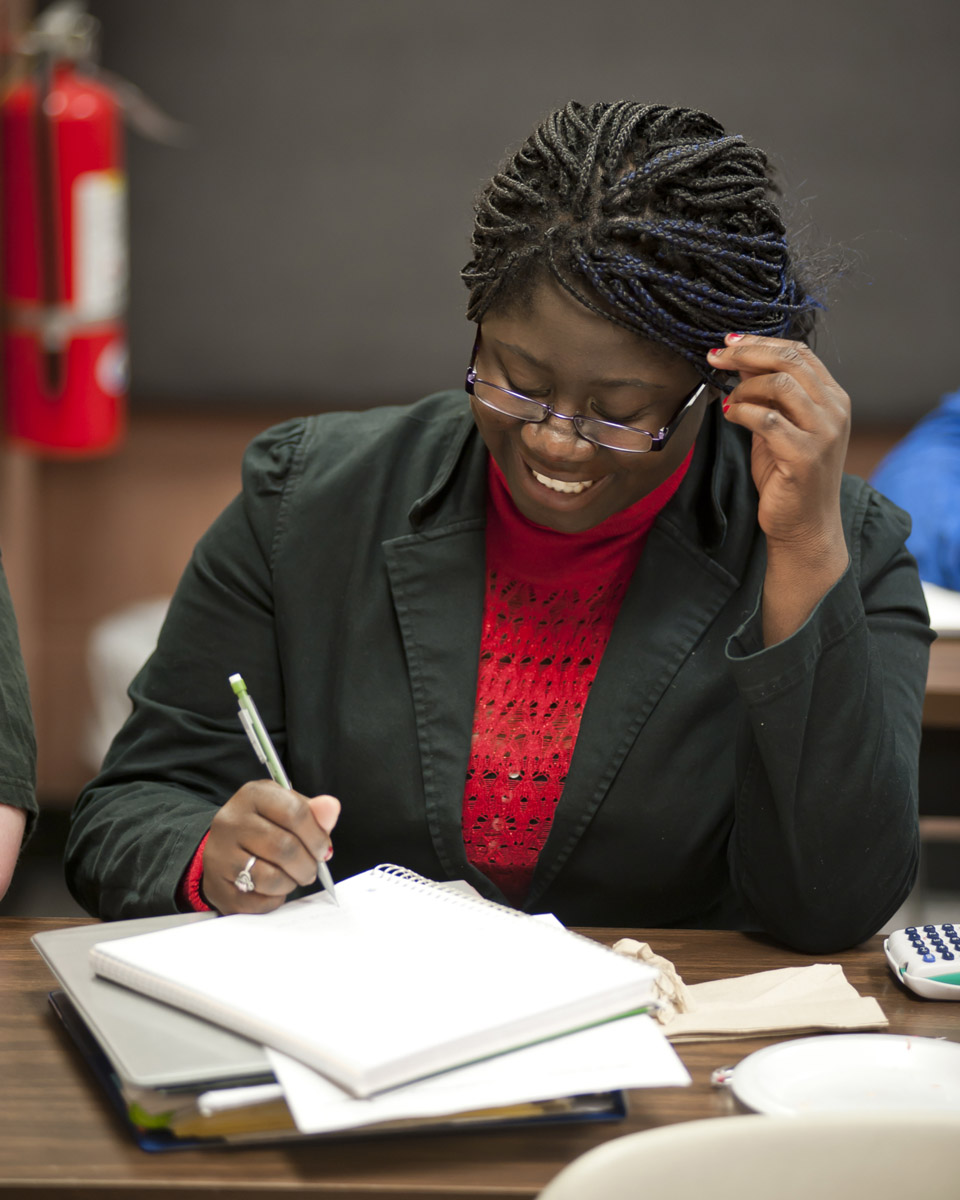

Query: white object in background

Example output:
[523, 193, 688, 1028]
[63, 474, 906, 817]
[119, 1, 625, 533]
[921, 580, 960, 636]
[85, 596, 170, 769]
[536, 1112, 960, 1200]
[728, 1033, 960, 1114]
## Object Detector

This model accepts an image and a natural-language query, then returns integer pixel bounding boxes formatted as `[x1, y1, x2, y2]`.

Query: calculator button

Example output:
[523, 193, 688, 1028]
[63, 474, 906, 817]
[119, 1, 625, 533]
[942, 924, 954, 931]
[924, 925, 937, 932]
[905, 927, 918, 934]
[923, 953, 937, 962]
[940, 951, 955, 960]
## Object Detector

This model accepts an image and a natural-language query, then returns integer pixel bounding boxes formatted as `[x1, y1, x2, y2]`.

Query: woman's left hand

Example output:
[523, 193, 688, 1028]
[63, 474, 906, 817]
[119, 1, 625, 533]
[708, 333, 850, 551]
[708, 333, 851, 644]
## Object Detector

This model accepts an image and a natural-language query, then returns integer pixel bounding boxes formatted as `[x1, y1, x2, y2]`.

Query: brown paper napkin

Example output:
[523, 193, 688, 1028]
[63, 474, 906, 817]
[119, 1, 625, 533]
[613, 938, 887, 1042]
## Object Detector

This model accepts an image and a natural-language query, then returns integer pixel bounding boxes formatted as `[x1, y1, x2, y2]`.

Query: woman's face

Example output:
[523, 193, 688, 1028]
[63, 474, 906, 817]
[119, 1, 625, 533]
[470, 279, 714, 533]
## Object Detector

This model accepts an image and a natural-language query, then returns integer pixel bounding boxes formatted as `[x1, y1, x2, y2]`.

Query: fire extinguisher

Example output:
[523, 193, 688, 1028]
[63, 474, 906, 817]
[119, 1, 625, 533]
[1, 1, 127, 456]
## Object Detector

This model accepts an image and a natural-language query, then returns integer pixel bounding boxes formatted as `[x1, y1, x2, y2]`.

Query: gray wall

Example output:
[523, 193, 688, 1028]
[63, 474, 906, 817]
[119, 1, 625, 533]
[90, 0, 960, 421]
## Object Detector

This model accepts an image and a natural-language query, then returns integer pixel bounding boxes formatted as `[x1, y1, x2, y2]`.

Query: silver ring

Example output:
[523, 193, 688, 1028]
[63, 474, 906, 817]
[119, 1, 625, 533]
[234, 855, 257, 893]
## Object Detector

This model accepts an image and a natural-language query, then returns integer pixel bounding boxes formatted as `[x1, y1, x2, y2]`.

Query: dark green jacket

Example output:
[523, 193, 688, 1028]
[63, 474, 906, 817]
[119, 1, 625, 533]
[66, 393, 932, 952]
[0, 553, 37, 840]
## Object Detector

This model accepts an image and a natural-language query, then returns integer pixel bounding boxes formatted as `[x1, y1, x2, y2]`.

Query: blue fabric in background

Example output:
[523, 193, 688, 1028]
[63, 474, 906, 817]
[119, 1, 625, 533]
[870, 389, 960, 590]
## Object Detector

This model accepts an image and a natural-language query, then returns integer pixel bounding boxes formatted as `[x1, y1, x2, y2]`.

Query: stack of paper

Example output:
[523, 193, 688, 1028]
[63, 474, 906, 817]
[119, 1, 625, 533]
[37, 866, 690, 1148]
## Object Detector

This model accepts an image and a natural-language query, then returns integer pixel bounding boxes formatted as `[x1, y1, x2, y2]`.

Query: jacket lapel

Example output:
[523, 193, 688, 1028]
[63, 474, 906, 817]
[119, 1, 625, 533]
[382, 421, 498, 891]
[524, 410, 757, 909]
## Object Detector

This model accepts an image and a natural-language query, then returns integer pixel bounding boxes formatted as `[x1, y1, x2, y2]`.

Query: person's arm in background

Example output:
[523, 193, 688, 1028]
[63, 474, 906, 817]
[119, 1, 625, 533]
[0, 804, 28, 900]
[0, 553, 38, 903]
[870, 388, 960, 590]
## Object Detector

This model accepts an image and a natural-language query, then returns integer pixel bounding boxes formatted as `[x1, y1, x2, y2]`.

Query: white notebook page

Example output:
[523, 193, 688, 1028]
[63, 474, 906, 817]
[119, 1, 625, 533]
[91, 866, 657, 1097]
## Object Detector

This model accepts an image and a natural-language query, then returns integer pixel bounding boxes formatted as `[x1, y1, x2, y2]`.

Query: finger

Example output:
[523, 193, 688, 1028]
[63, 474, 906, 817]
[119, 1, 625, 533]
[245, 809, 327, 889]
[250, 782, 333, 874]
[230, 841, 307, 895]
[201, 838, 293, 914]
[209, 781, 322, 889]
[204, 865, 288, 916]
[306, 793, 341, 838]
[725, 372, 822, 433]
[722, 396, 821, 463]
[205, 820, 307, 894]
[708, 334, 837, 393]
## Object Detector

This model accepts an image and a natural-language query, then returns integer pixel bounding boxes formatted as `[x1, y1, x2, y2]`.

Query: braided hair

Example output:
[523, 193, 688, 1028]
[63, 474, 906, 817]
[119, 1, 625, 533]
[462, 101, 821, 371]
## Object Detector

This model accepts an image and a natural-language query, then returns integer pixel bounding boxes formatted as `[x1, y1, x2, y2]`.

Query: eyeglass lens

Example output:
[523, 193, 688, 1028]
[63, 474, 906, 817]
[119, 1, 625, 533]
[470, 379, 656, 453]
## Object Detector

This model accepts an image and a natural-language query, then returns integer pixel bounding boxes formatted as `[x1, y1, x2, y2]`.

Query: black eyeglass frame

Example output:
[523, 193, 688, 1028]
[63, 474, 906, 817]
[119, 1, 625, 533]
[464, 342, 714, 454]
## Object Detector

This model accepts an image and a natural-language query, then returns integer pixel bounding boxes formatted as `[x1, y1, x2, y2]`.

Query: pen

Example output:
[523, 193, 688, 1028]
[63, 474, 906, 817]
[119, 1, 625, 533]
[229, 672, 338, 906]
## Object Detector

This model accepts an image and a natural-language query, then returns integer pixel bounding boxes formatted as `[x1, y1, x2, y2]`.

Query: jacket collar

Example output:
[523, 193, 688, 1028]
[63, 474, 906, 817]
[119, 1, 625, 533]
[406, 402, 483, 529]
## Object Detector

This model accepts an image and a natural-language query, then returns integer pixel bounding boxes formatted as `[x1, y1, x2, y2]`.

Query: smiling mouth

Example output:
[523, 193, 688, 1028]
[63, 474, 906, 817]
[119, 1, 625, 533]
[530, 468, 596, 495]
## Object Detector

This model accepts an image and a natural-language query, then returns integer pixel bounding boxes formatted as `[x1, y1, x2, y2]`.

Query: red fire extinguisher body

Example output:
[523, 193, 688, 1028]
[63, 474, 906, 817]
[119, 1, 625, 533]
[2, 62, 127, 455]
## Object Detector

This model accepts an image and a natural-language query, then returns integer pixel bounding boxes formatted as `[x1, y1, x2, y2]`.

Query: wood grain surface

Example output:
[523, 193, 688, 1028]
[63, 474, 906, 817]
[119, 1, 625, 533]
[925, 638, 960, 728]
[2, 918, 957, 1198]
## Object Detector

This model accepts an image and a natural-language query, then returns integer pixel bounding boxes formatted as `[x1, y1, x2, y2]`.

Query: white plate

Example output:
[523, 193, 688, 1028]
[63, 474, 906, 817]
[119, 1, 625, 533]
[730, 1034, 960, 1115]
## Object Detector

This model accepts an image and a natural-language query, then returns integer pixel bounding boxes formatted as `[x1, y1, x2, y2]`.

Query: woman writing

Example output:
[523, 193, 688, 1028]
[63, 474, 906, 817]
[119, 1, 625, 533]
[66, 102, 931, 952]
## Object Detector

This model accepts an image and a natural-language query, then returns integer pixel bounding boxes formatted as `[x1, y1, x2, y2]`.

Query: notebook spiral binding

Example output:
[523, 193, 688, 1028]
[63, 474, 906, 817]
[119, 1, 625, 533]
[371, 865, 645, 971]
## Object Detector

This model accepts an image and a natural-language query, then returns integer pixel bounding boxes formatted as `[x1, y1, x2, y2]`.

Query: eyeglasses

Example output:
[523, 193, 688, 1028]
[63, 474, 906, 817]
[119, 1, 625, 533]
[465, 344, 711, 454]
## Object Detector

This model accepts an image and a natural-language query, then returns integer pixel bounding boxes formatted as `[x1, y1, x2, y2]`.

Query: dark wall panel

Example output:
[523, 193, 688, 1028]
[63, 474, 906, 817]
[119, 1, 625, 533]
[88, 0, 960, 420]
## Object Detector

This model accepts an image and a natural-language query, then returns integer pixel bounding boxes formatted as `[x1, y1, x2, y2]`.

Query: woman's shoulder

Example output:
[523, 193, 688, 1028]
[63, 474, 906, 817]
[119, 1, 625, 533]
[839, 471, 917, 584]
[840, 471, 910, 535]
[241, 390, 471, 495]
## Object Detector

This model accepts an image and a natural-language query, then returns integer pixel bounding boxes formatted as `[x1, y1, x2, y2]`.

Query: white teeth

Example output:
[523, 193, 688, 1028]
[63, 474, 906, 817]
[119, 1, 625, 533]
[531, 469, 595, 495]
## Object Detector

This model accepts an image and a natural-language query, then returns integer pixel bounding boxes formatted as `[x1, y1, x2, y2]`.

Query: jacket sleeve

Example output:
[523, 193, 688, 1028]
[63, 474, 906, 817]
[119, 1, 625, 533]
[65, 420, 306, 919]
[724, 481, 933, 953]
[0, 555, 37, 839]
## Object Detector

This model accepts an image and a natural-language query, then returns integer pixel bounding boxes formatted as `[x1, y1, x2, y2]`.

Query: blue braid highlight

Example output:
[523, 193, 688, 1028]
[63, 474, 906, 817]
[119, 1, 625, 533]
[610, 136, 748, 191]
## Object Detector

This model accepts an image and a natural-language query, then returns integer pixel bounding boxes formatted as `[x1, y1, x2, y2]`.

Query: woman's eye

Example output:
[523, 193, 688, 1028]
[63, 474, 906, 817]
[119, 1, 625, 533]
[590, 400, 644, 425]
[507, 378, 548, 399]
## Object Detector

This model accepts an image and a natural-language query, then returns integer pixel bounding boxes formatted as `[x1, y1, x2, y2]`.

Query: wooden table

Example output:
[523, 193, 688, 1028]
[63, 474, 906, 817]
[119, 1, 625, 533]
[2, 920, 958, 1199]
[925, 638, 960, 728]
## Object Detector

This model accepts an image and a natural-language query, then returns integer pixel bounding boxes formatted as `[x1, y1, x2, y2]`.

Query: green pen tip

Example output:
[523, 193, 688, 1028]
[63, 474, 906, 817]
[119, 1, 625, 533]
[229, 673, 246, 695]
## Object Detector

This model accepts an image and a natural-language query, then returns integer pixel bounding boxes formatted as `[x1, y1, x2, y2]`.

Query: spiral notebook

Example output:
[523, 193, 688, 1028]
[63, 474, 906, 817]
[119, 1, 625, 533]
[90, 865, 658, 1098]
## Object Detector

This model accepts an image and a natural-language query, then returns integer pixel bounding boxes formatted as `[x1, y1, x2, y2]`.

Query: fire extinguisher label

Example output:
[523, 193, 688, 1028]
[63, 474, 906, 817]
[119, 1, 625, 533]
[73, 169, 128, 322]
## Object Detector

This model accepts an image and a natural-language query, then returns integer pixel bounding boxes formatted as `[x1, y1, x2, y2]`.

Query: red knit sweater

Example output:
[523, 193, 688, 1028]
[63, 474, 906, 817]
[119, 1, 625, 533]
[461, 452, 692, 905]
[182, 449, 691, 912]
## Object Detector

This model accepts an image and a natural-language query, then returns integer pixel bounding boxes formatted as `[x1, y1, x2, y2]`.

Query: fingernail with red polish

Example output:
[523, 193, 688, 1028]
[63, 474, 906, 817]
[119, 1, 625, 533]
[722, 397, 731, 414]
[709, 347, 724, 357]
[324, 845, 334, 861]
[726, 333, 745, 342]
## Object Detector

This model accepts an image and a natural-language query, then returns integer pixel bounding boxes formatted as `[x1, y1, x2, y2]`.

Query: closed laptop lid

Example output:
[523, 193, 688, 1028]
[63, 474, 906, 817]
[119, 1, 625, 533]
[34, 912, 270, 1090]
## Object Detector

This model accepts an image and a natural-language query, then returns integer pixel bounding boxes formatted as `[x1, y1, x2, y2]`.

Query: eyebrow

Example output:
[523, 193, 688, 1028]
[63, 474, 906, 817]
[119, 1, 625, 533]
[492, 338, 666, 390]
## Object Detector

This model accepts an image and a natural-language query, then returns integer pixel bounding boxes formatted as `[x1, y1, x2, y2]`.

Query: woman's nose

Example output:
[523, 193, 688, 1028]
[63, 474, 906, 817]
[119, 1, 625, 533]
[520, 412, 596, 461]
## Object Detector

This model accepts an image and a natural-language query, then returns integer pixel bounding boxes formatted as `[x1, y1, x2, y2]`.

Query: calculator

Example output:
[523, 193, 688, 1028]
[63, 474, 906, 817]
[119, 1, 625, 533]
[884, 924, 960, 999]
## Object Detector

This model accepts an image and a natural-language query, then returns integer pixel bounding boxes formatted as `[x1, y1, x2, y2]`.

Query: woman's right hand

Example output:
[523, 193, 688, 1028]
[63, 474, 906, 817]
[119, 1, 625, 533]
[201, 781, 341, 915]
